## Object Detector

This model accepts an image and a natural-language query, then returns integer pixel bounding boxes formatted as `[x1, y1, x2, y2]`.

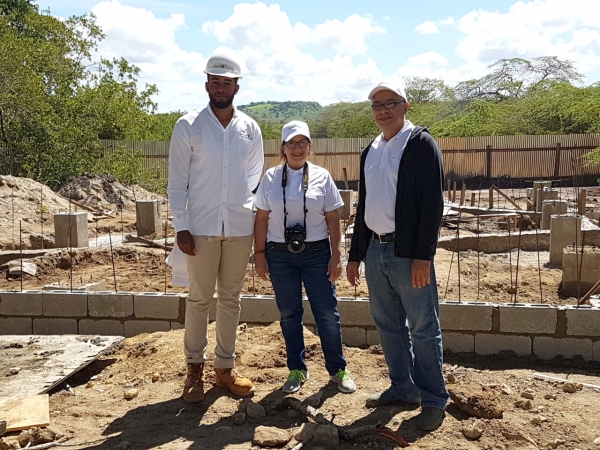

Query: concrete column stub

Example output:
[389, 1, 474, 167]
[54, 212, 89, 248]
[549, 214, 581, 266]
[136, 200, 162, 237]
[541, 200, 568, 230]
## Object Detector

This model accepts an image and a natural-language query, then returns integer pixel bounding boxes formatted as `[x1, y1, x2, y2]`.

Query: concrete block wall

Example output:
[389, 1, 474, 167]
[1, 291, 600, 361]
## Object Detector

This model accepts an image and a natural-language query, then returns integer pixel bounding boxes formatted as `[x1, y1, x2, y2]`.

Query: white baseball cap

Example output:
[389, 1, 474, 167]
[204, 54, 243, 79]
[281, 121, 311, 142]
[368, 81, 407, 102]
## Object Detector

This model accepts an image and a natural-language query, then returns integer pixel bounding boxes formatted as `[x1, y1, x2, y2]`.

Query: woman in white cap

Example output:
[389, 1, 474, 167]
[253, 121, 356, 394]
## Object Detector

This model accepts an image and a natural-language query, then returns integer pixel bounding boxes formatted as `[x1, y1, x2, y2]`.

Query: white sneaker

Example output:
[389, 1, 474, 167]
[330, 369, 356, 393]
[282, 369, 309, 393]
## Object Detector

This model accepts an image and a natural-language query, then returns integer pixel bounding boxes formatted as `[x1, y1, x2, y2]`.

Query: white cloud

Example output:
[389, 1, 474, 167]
[407, 52, 448, 67]
[454, 0, 600, 80]
[91, 0, 209, 111]
[200, 2, 386, 103]
[415, 21, 439, 35]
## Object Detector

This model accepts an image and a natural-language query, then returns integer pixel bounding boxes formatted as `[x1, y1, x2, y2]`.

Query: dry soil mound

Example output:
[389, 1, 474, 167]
[58, 174, 163, 211]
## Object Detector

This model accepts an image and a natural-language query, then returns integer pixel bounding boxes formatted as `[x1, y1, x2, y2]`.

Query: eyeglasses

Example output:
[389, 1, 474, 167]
[371, 100, 405, 111]
[285, 139, 310, 149]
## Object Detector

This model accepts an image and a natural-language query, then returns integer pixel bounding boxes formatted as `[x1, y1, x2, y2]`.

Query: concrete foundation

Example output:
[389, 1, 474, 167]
[541, 200, 568, 230]
[532, 181, 552, 212]
[54, 212, 89, 248]
[338, 190, 353, 220]
[136, 201, 162, 237]
[549, 214, 582, 266]
[562, 248, 600, 296]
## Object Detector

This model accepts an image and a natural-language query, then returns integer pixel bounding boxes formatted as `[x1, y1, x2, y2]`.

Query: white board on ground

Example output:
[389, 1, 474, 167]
[0, 394, 50, 431]
[0, 335, 123, 398]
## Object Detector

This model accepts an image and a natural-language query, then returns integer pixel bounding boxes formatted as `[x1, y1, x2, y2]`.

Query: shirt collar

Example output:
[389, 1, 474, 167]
[379, 119, 414, 144]
[206, 102, 239, 123]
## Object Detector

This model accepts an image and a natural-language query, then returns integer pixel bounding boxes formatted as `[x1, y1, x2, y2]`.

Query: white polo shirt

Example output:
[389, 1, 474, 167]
[364, 120, 415, 235]
[167, 104, 264, 236]
[255, 162, 343, 243]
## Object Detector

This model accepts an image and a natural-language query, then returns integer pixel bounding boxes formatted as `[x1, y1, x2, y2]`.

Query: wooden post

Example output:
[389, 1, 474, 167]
[578, 188, 587, 215]
[485, 145, 493, 179]
[553, 143, 562, 179]
[447, 179, 452, 201]
[489, 186, 494, 209]
[452, 182, 457, 203]
[342, 167, 349, 190]
[470, 192, 476, 206]
[460, 182, 466, 206]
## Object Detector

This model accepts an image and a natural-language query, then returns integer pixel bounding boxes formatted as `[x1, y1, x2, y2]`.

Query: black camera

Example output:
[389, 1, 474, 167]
[284, 224, 307, 253]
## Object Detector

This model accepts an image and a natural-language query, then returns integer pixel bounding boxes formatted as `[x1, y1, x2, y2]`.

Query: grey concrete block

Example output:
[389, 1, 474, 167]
[33, 318, 77, 335]
[533, 337, 593, 360]
[499, 304, 558, 334]
[0, 290, 43, 316]
[337, 298, 373, 326]
[171, 321, 184, 331]
[367, 329, 380, 346]
[565, 306, 600, 336]
[134, 293, 181, 320]
[54, 212, 89, 248]
[301, 298, 315, 325]
[88, 292, 134, 318]
[443, 332, 474, 353]
[439, 302, 493, 331]
[341, 327, 366, 347]
[475, 334, 531, 356]
[79, 319, 124, 336]
[239, 296, 280, 323]
[0, 317, 32, 334]
[124, 320, 170, 337]
[594, 341, 600, 362]
[42, 291, 88, 317]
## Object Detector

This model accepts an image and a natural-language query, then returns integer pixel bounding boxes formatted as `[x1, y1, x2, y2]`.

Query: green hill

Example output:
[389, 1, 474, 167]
[238, 101, 322, 122]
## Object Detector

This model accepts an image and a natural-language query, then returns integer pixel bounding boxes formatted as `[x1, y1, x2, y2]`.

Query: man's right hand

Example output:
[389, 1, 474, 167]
[177, 231, 195, 256]
[346, 261, 361, 286]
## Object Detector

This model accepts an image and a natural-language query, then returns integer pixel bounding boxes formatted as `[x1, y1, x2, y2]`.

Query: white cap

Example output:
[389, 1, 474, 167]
[368, 81, 407, 101]
[281, 120, 311, 142]
[204, 54, 243, 79]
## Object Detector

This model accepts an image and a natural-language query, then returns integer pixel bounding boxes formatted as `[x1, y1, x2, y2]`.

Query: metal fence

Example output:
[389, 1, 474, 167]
[100, 134, 600, 182]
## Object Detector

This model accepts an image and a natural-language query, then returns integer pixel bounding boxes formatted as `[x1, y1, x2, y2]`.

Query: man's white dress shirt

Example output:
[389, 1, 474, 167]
[167, 104, 264, 236]
[364, 120, 415, 235]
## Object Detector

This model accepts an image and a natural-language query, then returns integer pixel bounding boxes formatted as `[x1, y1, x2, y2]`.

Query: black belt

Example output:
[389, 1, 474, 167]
[267, 238, 329, 252]
[374, 232, 395, 243]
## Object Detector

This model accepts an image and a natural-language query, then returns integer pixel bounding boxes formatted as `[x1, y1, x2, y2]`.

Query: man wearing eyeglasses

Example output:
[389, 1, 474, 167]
[347, 81, 448, 431]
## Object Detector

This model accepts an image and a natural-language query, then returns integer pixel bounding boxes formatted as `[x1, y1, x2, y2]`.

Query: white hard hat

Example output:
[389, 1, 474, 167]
[204, 54, 243, 79]
[282, 121, 311, 142]
[368, 81, 408, 102]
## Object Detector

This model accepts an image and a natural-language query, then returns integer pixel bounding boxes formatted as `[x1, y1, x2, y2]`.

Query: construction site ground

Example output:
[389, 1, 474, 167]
[1, 176, 600, 449]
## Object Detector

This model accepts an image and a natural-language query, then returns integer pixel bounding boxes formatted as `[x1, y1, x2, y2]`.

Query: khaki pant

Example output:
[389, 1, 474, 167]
[184, 234, 253, 368]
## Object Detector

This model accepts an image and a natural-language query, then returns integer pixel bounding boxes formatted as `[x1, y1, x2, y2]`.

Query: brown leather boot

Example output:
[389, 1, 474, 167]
[182, 363, 205, 403]
[214, 368, 255, 396]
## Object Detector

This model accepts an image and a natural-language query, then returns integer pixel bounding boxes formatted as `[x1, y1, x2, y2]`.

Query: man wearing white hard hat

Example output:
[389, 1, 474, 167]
[347, 81, 448, 430]
[168, 53, 264, 403]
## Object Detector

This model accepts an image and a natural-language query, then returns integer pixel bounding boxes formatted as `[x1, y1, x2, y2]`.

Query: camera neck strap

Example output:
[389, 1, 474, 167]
[281, 162, 309, 232]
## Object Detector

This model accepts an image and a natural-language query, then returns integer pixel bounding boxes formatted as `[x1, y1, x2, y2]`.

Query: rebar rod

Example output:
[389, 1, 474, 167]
[514, 213, 523, 304]
[69, 199, 73, 292]
[19, 220, 23, 292]
[40, 184, 44, 249]
[164, 197, 169, 294]
[108, 228, 117, 292]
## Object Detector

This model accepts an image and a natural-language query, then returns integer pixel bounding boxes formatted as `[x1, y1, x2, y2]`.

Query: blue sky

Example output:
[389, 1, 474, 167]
[39, 0, 600, 112]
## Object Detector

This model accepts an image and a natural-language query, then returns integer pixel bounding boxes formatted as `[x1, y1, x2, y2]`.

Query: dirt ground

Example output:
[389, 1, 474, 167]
[0, 244, 575, 305]
[2, 324, 599, 449]
[2, 177, 600, 449]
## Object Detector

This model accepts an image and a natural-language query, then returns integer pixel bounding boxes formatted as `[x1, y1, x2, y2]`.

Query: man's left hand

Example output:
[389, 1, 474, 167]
[327, 255, 342, 283]
[411, 259, 431, 289]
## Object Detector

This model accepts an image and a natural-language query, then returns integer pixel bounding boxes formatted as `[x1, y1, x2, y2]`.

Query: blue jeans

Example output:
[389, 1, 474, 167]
[365, 239, 448, 410]
[266, 240, 346, 375]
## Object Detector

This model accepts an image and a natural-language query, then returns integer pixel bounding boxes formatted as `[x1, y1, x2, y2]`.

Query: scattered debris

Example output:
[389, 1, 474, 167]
[252, 426, 291, 447]
[0, 420, 6, 437]
[514, 399, 533, 410]
[462, 419, 484, 440]
[123, 389, 139, 400]
[449, 389, 504, 419]
[563, 382, 583, 393]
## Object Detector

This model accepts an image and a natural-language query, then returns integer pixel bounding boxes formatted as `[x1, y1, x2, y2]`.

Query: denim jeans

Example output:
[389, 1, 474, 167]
[266, 240, 347, 375]
[365, 239, 448, 409]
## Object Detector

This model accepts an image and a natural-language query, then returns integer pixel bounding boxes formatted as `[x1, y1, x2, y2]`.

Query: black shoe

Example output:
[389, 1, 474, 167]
[416, 406, 445, 431]
[365, 390, 421, 408]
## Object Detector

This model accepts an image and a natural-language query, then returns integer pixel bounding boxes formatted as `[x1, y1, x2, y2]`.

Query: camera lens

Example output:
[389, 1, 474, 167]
[288, 240, 306, 254]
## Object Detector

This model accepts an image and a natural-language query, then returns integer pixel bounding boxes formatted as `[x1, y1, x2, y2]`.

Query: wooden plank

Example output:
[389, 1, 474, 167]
[0, 395, 50, 431]
[0, 335, 123, 398]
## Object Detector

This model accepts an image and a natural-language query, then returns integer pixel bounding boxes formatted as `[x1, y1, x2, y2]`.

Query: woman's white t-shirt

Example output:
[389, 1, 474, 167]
[255, 162, 343, 243]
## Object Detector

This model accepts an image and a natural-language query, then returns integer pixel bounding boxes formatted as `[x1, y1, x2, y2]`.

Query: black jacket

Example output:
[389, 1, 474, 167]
[348, 126, 444, 262]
